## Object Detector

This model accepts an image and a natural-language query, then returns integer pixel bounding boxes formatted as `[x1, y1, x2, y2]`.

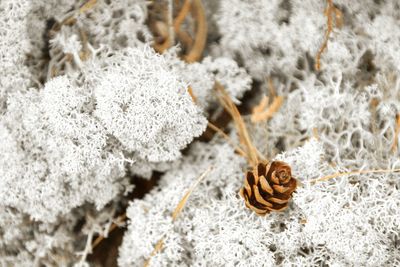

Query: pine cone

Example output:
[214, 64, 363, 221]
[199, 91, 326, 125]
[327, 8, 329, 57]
[239, 161, 297, 215]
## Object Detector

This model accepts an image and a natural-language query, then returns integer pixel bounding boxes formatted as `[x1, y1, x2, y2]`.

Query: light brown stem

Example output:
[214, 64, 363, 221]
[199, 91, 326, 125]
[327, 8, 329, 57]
[183, 0, 207, 62]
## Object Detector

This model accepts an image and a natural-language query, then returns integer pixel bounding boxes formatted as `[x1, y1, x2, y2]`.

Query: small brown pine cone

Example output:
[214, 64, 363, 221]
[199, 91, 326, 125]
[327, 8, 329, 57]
[239, 161, 297, 216]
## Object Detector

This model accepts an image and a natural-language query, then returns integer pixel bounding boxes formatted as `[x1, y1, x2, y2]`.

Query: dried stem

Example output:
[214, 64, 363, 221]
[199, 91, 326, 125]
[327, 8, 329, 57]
[174, 0, 191, 32]
[251, 79, 283, 123]
[167, 0, 175, 45]
[144, 166, 212, 267]
[207, 122, 247, 158]
[183, 0, 207, 62]
[79, 0, 97, 14]
[215, 82, 259, 167]
[91, 213, 127, 249]
[315, 0, 342, 71]
[391, 114, 400, 153]
[310, 168, 400, 184]
[187, 86, 197, 102]
[251, 96, 283, 123]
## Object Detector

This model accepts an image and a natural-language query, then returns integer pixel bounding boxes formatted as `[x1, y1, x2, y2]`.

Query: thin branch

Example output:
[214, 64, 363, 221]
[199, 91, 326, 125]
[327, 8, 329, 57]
[315, 0, 342, 71]
[251, 96, 283, 123]
[391, 114, 400, 153]
[207, 122, 247, 158]
[183, 0, 207, 62]
[309, 168, 400, 184]
[79, 0, 97, 14]
[215, 82, 259, 167]
[144, 166, 212, 267]
[91, 213, 127, 249]
[174, 0, 191, 32]
[167, 0, 175, 45]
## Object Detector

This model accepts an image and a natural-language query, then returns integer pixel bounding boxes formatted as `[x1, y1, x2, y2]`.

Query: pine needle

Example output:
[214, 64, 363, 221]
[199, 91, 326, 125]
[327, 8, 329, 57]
[144, 166, 212, 267]
[215, 82, 259, 167]
[391, 114, 400, 153]
[315, 0, 343, 71]
[309, 168, 400, 184]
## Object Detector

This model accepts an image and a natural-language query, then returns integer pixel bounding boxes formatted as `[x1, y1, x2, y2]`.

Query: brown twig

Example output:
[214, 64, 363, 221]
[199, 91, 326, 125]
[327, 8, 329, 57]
[187, 86, 197, 102]
[391, 114, 400, 153]
[174, 0, 191, 32]
[315, 0, 343, 71]
[80, 0, 97, 14]
[251, 96, 283, 123]
[91, 213, 127, 249]
[215, 82, 259, 167]
[144, 166, 212, 267]
[309, 168, 400, 184]
[207, 122, 247, 158]
[183, 0, 207, 62]
[251, 78, 283, 123]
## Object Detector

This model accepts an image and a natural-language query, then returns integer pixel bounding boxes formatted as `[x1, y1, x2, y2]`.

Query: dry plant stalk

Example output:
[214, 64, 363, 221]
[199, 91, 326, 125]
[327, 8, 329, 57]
[251, 78, 283, 123]
[91, 213, 127, 249]
[207, 122, 247, 158]
[79, 0, 97, 14]
[215, 82, 298, 215]
[309, 168, 400, 184]
[173, 0, 191, 32]
[143, 166, 212, 267]
[315, 0, 343, 71]
[391, 114, 400, 153]
[183, 0, 207, 62]
[251, 96, 283, 123]
[187, 86, 197, 102]
[47, 0, 97, 79]
[152, 0, 207, 62]
[215, 82, 259, 167]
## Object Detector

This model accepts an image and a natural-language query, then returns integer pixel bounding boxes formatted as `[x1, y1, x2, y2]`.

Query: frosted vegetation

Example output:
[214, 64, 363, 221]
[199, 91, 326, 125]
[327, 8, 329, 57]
[0, 0, 400, 266]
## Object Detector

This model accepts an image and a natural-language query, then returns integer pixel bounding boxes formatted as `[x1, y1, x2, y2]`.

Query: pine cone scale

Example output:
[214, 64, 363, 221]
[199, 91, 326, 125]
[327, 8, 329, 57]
[240, 161, 297, 215]
[259, 175, 274, 195]
[253, 185, 273, 207]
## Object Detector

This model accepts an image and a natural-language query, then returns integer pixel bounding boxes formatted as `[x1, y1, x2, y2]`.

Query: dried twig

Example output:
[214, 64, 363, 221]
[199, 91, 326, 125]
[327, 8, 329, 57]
[315, 0, 343, 71]
[187, 86, 197, 102]
[174, 0, 191, 32]
[79, 0, 97, 14]
[251, 96, 283, 123]
[391, 114, 400, 153]
[309, 168, 400, 184]
[207, 122, 247, 158]
[144, 166, 212, 267]
[215, 82, 259, 167]
[183, 0, 207, 62]
[91, 213, 127, 249]
[251, 78, 283, 123]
